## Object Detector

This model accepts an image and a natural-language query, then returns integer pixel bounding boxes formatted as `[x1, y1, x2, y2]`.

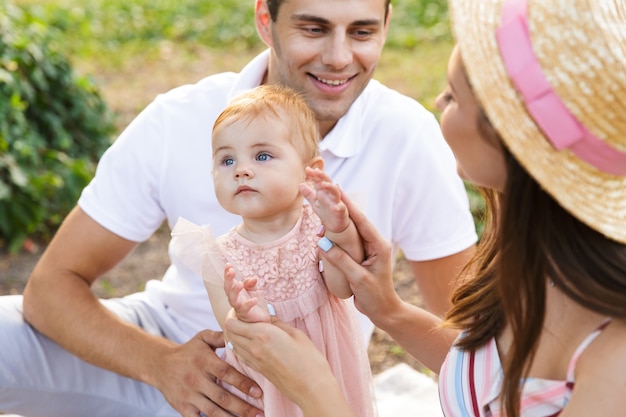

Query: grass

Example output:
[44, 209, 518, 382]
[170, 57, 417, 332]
[379, 41, 452, 112]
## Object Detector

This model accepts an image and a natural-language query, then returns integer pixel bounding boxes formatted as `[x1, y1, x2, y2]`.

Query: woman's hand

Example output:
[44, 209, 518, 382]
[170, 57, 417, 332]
[318, 191, 404, 328]
[319, 193, 455, 371]
[223, 310, 355, 417]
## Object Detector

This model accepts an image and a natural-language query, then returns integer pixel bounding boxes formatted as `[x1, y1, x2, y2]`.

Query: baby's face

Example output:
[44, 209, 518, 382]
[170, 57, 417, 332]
[212, 115, 307, 220]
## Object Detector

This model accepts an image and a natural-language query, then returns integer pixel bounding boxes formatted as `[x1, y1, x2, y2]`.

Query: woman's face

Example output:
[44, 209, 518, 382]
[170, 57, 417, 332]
[436, 46, 507, 192]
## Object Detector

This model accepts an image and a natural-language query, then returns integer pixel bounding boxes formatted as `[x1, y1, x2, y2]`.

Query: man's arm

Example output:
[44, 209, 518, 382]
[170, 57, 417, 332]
[23, 206, 262, 417]
[408, 245, 475, 317]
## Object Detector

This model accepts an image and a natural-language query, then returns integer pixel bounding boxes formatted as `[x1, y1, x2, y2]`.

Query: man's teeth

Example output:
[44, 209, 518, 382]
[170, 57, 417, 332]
[316, 76, 348, 86]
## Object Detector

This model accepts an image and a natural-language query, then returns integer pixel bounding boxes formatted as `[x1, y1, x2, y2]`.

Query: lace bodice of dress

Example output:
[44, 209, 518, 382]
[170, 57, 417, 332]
[219, 205, 323, 303]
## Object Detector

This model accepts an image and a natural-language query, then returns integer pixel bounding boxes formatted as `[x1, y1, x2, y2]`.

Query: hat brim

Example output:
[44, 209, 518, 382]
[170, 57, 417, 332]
[448, 0, 626, 244]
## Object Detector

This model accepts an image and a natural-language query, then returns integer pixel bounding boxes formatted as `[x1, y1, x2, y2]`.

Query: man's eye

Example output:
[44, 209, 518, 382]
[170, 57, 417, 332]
[302, 25, 326, 35]
[353, 29, 374, 38]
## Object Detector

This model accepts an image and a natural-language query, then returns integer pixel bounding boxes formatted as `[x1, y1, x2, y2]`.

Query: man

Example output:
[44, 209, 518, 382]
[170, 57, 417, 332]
[1, 1, 476, 416]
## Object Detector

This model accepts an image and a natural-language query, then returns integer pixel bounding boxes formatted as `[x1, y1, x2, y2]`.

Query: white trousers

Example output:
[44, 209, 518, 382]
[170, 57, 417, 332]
[0, 294, 181, 417]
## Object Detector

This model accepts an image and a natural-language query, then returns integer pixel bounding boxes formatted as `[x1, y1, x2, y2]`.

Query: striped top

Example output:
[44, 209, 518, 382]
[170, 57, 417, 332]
[439, 319, 611, 416]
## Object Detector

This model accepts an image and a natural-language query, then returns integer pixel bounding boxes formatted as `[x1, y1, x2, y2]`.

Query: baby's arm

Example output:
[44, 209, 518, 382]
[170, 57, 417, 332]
[300, 167, 364, 298]
[204, 280, 233, 329]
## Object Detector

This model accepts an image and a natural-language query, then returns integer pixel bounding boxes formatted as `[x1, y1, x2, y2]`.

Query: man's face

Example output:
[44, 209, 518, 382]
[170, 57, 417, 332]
[258, 0, 390, 136]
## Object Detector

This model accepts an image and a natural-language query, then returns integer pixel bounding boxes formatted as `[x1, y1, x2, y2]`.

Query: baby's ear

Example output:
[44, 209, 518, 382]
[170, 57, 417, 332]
[308, 156, 324, 171]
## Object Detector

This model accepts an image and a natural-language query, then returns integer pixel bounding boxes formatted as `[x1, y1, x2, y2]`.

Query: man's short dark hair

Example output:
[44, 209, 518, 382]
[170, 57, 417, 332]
[266, 0, 392, 22]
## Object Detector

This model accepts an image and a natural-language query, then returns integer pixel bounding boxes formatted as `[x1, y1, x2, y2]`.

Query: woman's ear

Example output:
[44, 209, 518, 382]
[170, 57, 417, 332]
[255, 0, 273, 47]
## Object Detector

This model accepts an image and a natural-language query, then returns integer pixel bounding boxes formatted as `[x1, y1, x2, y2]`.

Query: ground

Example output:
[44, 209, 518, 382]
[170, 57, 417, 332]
[0, 225, 430, 377]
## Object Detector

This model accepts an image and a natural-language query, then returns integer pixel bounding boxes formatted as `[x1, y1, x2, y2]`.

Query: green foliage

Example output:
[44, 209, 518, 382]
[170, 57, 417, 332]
[16, 0, 259, 57]
[0, 2, 115, 252]
[17, 0, 450, 57]
[465, 184, 487, 238]
[388, 345, 406, 357]
[387, 0, 451, 48]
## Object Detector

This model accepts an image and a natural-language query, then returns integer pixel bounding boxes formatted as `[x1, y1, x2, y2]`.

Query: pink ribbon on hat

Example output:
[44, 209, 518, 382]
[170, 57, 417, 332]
[495, 0, 626, 176]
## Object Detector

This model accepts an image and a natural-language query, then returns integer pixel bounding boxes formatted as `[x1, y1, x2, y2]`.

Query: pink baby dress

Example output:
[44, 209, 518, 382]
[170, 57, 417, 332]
[171, 204, 376, 417]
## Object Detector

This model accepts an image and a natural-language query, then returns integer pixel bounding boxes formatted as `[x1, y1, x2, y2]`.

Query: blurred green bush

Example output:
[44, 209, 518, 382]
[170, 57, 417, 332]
[16, 0, 450, 57]
[0, 2, 115, 252]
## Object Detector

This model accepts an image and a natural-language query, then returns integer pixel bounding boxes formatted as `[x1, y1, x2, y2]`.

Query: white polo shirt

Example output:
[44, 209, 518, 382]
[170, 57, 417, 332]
[79, 50, 477, 343]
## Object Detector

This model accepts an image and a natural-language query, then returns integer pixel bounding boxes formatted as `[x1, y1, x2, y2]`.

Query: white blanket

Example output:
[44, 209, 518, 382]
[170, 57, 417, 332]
[374, 363, 444, 417]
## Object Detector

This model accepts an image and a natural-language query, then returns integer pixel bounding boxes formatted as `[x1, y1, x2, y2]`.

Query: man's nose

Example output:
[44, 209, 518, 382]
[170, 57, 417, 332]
[322, 32, 352, 69]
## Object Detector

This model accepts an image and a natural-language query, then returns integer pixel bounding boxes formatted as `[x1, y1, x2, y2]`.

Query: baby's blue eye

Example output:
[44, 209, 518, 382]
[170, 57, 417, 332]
[257, 153, 271, 161]
[223, 158, 234, 166]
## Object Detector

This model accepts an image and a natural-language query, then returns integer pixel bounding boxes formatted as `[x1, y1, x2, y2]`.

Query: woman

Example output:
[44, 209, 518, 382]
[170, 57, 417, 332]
[222, 0, 626, 416]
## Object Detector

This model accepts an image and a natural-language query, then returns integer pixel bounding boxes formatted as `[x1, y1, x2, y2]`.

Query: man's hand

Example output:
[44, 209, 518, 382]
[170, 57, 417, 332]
[156, 330, 263, 417]
[316, 190, 401, 324]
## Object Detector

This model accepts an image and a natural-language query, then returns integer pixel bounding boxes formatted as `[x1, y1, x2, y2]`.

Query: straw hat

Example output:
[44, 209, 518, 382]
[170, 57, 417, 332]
[448, 0, 626, 244]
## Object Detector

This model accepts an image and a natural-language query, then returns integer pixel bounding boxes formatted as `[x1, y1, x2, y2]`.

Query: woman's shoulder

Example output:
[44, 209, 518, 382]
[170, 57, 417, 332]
[565, 318, 626, 414]
[576, 318, 626, 377]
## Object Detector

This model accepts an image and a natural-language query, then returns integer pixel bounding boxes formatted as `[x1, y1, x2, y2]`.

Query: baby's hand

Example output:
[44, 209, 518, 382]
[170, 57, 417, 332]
[224, 265, 270, 323]
[300, 167, 350, 234]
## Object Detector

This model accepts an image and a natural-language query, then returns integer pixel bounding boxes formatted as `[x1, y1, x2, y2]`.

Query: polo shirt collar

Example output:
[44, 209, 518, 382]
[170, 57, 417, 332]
[228, 49, 270, 99]
[318, 95, 365, 159]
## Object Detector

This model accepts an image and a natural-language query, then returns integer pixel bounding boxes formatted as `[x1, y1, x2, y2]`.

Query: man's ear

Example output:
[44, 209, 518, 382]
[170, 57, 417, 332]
[308, 156, 324, 171]
[255, 0, 273, 47]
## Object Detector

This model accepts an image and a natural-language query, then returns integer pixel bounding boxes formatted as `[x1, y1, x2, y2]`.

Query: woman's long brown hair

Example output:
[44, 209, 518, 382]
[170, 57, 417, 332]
[445, 117, 626, 416]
